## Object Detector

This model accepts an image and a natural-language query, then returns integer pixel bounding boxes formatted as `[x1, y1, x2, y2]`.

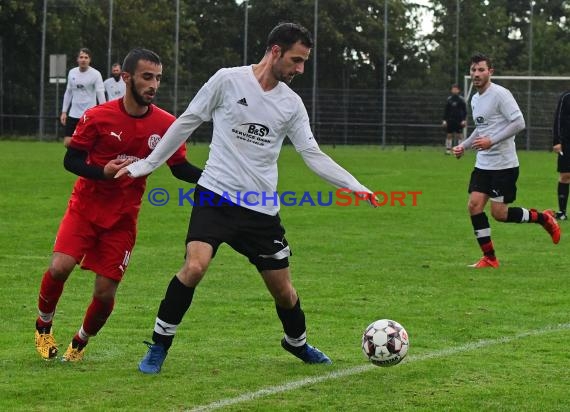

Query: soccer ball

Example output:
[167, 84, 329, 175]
[361, 319, 409, 367]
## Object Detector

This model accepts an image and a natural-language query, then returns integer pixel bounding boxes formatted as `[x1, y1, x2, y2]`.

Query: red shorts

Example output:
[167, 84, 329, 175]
[54, 206, 136, 281]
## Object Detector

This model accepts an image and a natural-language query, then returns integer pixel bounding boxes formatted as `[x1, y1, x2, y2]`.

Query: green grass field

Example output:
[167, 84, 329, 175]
[0, 141, 568, 411]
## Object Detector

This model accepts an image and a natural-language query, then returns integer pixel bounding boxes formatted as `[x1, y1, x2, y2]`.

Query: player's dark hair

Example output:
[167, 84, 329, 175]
[111, 62, 121, 68]
[78, 48, 92, 58]
[470, 53, 493, 69]
[122, 48, 161, 74]
[265, 22, 313, 54]
[451, 83, 460, 89]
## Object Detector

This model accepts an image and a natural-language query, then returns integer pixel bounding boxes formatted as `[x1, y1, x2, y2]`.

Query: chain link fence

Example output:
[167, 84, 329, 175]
[0, 83, 559, 150]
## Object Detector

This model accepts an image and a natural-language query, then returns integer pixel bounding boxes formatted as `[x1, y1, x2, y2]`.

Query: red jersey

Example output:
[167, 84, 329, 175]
[68, 98, 186, 228]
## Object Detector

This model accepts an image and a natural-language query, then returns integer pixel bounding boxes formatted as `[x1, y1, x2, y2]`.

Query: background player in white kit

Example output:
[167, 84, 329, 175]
[103, 62, 126, 101]
[117, 22, 377, 374]
[453, 53, 560, 268]
[60, 48, 106, 147]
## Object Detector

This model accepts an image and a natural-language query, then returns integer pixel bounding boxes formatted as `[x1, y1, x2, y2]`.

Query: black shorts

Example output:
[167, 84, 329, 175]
[64, 116, 80, 137]
[557, 152, 570, 173]
[446, 120, 463, 134]
[186, 186, 291, 271]
[468, 167, 519, 204]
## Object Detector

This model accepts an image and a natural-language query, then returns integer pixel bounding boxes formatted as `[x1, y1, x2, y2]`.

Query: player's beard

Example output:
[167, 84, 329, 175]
[273, 67, 297, 84]
[131, 81, 154, 107]
[280, 73, 296, 84]
[112, 74, 121, 81]
[270, 56, 298, 84]
[473, 77, 488, 90]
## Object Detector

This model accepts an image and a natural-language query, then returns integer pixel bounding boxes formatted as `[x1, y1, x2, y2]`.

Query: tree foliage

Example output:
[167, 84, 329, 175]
[426, 0, 570, 89]
[2, 0, 570, 118]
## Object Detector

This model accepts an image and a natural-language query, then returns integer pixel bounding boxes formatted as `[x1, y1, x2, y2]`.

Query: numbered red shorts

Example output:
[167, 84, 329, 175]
[54, 206, 136, 281]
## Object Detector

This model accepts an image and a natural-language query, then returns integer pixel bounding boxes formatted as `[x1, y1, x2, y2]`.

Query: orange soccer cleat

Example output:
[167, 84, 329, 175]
[468, 256, 499, 269]
[542, 210, 561, 244]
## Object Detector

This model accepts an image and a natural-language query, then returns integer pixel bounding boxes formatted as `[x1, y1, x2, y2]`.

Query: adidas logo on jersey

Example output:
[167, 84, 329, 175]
[237, 97, 248, 106]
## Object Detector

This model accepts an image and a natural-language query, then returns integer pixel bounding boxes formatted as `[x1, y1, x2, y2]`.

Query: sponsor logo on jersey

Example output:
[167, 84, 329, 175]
[148, 134, 161, 149]
[231, 123, 271, 146]
[117, 154, 141, 162]
[241, 123, 269, 136]
[237, 97, 248, 106]
[475, 116, 486, 125]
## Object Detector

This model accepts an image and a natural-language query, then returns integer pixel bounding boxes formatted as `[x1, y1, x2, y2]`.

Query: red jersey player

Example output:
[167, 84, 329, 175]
[34, 48, 202, 362]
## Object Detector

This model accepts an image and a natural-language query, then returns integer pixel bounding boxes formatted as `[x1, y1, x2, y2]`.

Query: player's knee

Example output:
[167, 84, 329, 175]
[467, 200, 483, 215]
[93, 281, 118, 303]
[49, 257, 75, 280]
[180, 259, 208, 284]
[559, 173, 570, 184]
[274, 287, 297, 309]
[92, 292, 115, 309]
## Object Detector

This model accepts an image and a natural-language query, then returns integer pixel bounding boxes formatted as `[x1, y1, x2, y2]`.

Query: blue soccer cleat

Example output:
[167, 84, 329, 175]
[281, 338, 332, 364]
[138, 341, 167, 374]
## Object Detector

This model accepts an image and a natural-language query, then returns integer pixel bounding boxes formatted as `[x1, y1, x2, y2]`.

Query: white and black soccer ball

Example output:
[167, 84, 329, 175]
[362, 319, 409, 367]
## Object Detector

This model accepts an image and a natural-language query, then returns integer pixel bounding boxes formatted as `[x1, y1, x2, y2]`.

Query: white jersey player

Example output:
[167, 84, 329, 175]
[453, 53, 559, 269]
[118, 22, 376, 374]
[103, 63, 126, 101]
[60, 48, 106, 147]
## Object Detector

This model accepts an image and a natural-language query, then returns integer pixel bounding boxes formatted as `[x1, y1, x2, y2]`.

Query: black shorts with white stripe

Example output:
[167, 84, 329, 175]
[468, 167, 519, 204]
[185, 185, 291, 271]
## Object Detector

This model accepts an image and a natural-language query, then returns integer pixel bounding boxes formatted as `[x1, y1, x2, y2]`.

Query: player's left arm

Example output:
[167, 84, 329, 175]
[120, 71, 225, 179]
[474, 91, 526, 150]
[169, 161, 203, 184]
[288, 96, 377, 205]
[472, 116, 525, 151]
[64, 147, 131, 179]
[299, 146, 377, 205]
[96, 90, 107, 104]
[96, 72, 106, 104]
[488, 115, 526, 145]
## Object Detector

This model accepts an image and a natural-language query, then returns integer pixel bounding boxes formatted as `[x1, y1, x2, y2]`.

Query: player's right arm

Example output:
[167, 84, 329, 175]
[453, 129, 478, 158]
[61, 88, 73, 125]
[120, 69, 225, 179]
[121, 112, 203, 178]
[61, 71, 74, 125]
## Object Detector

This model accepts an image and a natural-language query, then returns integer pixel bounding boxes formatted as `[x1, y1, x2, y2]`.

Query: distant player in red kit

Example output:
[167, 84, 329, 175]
[34, 48, 202, 362]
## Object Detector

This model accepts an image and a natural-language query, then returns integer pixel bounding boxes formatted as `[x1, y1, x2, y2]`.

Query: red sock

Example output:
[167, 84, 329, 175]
[38, 270, 65, 320]
[82, 297, 114, 336]
[481, 241, 496, 259]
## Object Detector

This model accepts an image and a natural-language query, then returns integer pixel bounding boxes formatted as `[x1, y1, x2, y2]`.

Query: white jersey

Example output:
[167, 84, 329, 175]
[471, 83, 523, 170]
[188, 66, 319, 214]
[103, 77, 126, 100]
[62, 67, 106, 118]
[127, 65, 371, 215]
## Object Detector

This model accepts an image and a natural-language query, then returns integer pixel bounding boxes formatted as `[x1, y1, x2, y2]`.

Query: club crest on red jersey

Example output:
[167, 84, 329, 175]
[148, 134, 161, 149]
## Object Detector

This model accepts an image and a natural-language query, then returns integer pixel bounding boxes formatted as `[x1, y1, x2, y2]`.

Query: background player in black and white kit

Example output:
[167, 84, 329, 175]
[552, 89, 570, 220]
[442, 84, 467, 154]
[118, 22, 377, 374]
[453, 53, 560, 269]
